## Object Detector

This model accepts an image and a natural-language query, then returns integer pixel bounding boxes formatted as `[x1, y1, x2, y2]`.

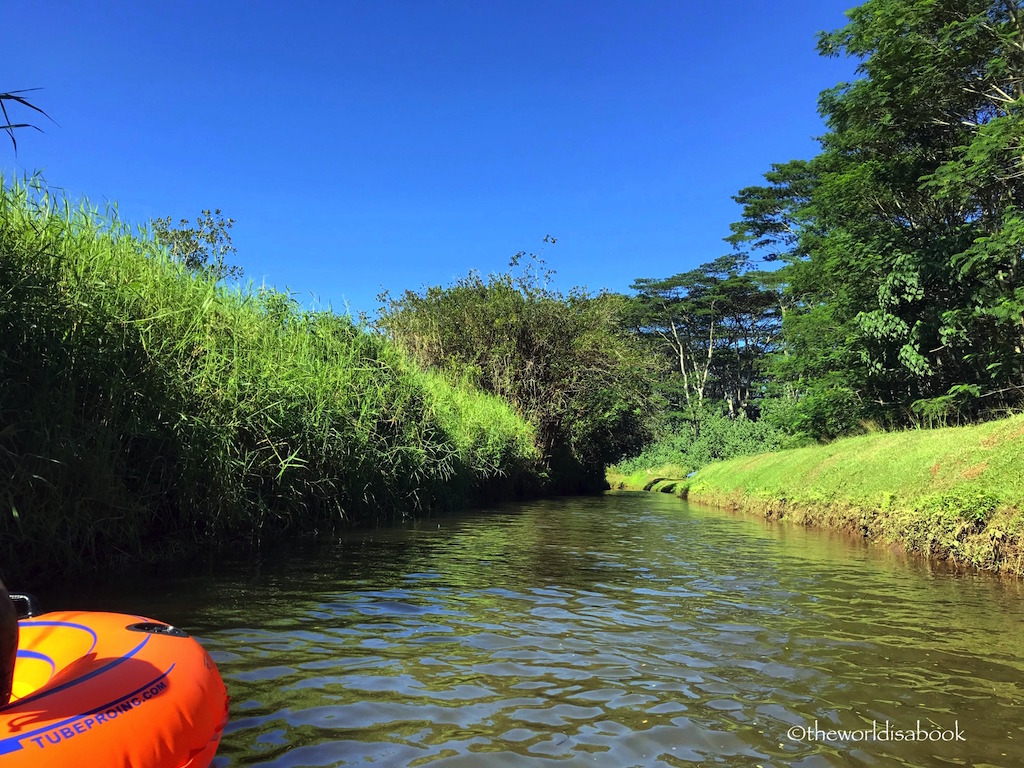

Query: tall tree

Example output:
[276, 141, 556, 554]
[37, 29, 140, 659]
[628, 256, 780, 420]
[732, 0, 1024, 434]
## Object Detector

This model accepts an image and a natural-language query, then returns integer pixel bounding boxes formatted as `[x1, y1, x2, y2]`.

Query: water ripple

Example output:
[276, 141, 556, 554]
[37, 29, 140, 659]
[73, 493, 1024, 767]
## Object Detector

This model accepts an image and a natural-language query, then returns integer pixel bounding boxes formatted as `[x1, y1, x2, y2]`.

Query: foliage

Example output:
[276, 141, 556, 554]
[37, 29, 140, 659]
[627, 256, 782, 421]
[378, 250, 654, 492]
[414, 369, 538, 500]
[0, 178, 538, 582]
[611, 406, 786, 477]
[621, 249, 786, 470]
[728, 0, 1024, 437]
[150, 209, 243, 280]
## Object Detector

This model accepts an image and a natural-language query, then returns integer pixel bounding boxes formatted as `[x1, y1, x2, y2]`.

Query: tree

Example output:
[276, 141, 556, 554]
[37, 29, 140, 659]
[727, 156, 872, 437]
[730, 0, 1024, 434]
[627, 255, 781, 420]
[378, 251, 653, 491]
[827, 0, 1024, 423]
[151, 209, 243, 280]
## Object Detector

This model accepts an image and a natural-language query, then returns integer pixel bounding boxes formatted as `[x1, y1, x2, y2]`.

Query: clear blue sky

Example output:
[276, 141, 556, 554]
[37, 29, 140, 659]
[5, 1, 857, 315]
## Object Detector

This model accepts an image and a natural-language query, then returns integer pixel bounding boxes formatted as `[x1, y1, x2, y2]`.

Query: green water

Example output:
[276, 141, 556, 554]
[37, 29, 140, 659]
[67, 493, 1024, 767]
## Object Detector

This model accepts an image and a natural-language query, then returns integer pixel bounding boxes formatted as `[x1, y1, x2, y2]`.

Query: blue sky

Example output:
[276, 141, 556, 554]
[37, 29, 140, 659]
[5, 1, 857, 315]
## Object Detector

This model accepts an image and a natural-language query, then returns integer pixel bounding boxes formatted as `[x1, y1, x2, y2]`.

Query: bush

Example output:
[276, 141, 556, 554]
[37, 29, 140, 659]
[379, 256, 654, 492]
[612, 406, 785, 475]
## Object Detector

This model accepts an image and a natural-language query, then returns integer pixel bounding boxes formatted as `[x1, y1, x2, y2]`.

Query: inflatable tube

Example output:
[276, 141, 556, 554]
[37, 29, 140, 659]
[0, 610, 229, 768]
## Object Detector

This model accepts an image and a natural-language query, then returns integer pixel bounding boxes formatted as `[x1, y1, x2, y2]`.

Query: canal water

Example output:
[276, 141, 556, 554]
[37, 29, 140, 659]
[66, 492, 1024, 767]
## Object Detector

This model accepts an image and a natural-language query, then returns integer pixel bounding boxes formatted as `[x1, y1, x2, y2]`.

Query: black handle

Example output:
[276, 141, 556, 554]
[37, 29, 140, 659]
[8, 593, 43, 619]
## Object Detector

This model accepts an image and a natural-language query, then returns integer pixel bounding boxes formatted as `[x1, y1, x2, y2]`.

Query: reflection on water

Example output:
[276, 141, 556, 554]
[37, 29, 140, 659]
[65, 493, 1024, 767]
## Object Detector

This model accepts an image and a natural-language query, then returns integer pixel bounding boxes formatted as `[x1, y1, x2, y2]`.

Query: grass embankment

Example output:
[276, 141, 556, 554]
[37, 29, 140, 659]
[0, 180, 539, 584]
[606, 410, 786, 494]
[606, 465, 691, 495]
[616, 417, 1024, 576]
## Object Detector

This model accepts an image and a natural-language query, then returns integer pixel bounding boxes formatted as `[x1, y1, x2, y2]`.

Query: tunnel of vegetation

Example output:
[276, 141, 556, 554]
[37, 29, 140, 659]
[4, 0, 1024, 581]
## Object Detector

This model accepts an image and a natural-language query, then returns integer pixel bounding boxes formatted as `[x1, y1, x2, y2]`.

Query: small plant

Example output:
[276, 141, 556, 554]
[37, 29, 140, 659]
[611, 406, 785, 477]
[918, 489, 1000, 526]
[150, 209, 242, 281]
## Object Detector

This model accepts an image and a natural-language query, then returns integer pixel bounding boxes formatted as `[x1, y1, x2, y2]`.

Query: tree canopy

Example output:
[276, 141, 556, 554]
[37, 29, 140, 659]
[624, 0, 1024, 446]
[627, 256, 781, 422]
[378, 252, 653, 491]
[711, 0, 1024, 436]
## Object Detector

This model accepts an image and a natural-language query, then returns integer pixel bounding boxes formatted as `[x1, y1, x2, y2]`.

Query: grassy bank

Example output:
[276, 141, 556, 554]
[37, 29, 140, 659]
[619, 416, 1024, 576]
[0, 179, 539, 584]
[606, 465, 690, 494]
[606, 409, 788, 493]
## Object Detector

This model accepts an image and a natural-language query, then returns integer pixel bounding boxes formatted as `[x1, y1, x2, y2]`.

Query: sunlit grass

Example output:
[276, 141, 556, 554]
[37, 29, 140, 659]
[606, 465, 689, 491]
[687, 416, 1024, 574]
[0, 178, 538, 581]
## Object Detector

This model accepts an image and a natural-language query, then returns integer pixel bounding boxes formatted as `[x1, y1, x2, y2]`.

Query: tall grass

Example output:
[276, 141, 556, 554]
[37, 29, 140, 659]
[0, 178, 538, 583]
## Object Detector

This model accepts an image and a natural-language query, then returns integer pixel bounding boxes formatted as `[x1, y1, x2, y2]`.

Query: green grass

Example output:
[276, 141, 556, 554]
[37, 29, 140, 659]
[0, 178, 539, 583]
[684, 415, 1024, 575]
[606, 464, 690, 492]
[415, 369, 539, 499]
[606, 409, 787, 487]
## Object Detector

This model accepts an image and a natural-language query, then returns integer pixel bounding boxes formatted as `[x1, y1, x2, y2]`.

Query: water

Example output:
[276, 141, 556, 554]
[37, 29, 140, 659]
[62, 493, 1024, 767]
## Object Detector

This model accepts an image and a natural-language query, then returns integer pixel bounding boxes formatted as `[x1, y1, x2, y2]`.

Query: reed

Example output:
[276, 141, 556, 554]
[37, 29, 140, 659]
[0, 178, 538, 583]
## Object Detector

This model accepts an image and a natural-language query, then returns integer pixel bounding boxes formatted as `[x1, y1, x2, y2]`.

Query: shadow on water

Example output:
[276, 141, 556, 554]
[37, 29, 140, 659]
[43, 493, 1024, 767]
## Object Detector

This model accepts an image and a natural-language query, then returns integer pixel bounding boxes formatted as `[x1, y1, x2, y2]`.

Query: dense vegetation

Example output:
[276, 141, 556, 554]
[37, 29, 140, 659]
[378, 250, 652, 493]
[615, 0, 1024, 477]
[5, 0, 1024, 581]
[618, 255, 790, 475]
[735, 0, 1024, 435]
[0, 179, 537, 582]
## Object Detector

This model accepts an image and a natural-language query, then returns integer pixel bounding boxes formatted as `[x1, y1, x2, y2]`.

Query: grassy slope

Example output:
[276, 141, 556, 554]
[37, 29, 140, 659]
[680, 416, 1024, 575]
[606, 465, 690, 494]
[0, 180, 539, 583]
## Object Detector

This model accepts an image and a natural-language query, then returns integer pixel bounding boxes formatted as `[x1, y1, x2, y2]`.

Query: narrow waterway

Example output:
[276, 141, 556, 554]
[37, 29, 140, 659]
[65, 493, 1024, 767]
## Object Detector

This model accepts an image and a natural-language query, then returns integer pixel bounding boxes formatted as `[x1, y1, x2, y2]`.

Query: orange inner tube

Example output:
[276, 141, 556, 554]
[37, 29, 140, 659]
[0, 611, 229, 768]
